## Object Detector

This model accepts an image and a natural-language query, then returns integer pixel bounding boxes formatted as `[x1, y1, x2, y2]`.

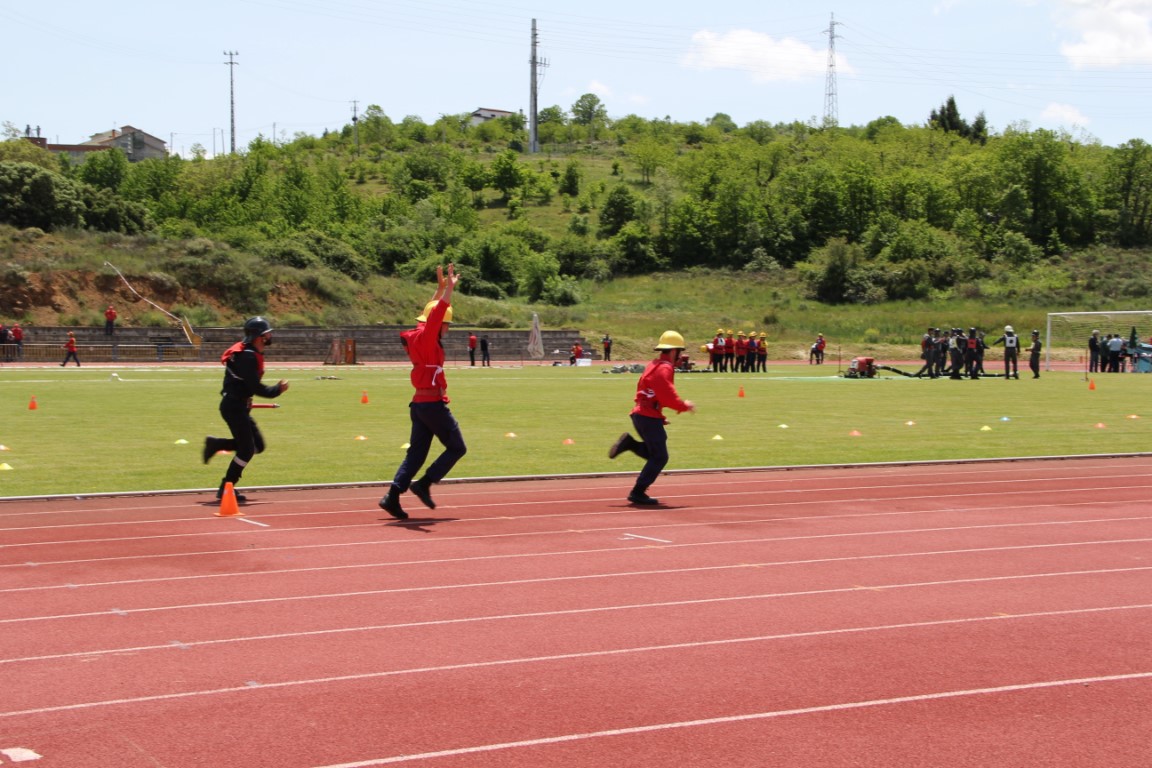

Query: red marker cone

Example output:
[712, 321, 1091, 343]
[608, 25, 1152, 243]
[215, 482, 243, 517]
[1088, 379, 1096, 390]
[738, 386, 745, 398]
[28, 396, 37, 410]
[361, 390, 369, 404]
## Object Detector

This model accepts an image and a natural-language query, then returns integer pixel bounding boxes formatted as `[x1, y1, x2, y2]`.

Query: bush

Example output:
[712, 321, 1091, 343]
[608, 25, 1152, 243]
[474, 315, 511, 328]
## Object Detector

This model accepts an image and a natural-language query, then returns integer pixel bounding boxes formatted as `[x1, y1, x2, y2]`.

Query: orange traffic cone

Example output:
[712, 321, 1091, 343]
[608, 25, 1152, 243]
[738, 386, 745, 398]
[1089, 379, 1096, 390]
[361, 390, 369, 404]
[28, 396, 37, 410]
[215, 482, 243, 517]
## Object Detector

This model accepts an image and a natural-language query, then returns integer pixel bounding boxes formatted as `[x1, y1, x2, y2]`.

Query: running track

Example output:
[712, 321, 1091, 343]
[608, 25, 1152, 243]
[1, 458, 1150, 767]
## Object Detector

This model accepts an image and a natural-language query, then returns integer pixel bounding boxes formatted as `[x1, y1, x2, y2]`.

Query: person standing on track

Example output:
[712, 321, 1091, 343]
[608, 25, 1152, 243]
[379, 264, 467, 520]
[203, 317, 289, 502]
[60, 331, 80, 366]
[607, 330, 696, 505]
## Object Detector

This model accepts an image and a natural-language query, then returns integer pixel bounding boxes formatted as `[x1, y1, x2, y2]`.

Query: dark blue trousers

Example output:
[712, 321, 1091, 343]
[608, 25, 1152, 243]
[392, 401, 467, 490]
[631, 413, 669, 492]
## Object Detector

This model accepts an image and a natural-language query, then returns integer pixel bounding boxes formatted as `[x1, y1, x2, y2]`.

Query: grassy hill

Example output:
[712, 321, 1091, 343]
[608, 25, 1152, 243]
[2, 224, 1128, 363]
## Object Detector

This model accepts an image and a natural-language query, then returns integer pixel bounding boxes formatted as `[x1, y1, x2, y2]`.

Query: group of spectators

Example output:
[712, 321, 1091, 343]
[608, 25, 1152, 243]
[1088, 330, 1141, 373]
[915, 325, 1042, 380]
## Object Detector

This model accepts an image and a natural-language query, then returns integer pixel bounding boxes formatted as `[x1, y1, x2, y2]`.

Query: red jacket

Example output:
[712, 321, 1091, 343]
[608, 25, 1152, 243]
[631, 358, 690, 422]
[404, 300, 450, 403]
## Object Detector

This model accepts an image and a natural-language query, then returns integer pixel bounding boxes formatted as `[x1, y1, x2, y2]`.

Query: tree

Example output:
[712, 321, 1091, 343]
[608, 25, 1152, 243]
[599, 184, 639, 237]
[489, 150, 527, 201]
[628, 138, 673, 184]
[0, 161, 86, 230]
[570, 93, 608, 140]
[77, 148, 131, 192]
[707, 113, 738, 133]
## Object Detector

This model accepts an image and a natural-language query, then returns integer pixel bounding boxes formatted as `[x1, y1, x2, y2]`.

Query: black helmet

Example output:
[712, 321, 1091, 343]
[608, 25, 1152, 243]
[243, 316, 273, 342]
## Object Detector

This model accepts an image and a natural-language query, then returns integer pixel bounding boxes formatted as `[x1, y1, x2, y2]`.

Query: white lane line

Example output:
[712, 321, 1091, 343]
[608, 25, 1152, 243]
[620, 533, 673, 543]
[3, 608, 1150, 719]
[3, 527, 1151, 597]
[310, 672, 1152, 767]
[237, 518, 271, 528]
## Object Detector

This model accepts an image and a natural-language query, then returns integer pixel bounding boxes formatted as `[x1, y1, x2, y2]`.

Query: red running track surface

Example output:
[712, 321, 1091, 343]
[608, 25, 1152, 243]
[1, 458, 1151, 767]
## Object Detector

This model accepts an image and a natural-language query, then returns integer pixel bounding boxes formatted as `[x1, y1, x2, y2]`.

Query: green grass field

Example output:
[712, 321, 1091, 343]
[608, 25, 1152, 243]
[0, 363, 1146, 497]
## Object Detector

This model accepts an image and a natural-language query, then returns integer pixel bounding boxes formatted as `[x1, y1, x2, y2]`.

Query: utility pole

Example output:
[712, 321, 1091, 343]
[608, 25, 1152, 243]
[529, 19, 548, 154]
[350, 100, 360, 155]
[822, 14, 840, 129]
[224, 50, 239, 153]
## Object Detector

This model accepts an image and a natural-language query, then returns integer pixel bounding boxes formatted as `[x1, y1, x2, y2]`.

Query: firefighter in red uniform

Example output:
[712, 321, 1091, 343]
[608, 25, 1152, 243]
[60, 332, 80, 366]
[756, 331, 768, 372]
[734, 332, 748, 372]
[710, 328, 725, 372]
[607, 330, 696, 505]
[202, 317, 288, 501]
[379, 264, 467, 520]
[723, 330, 735, 372]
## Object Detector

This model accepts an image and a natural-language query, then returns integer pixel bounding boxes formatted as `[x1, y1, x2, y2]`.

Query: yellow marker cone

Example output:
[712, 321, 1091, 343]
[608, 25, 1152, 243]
[355, 435, 368, 441]
[0, 463, 12, 471]
[505, 432, 517, 438]
[778, 424, 789, 429]
[1128, 414, 1140, 419]
[401, 442, 410, 449]
[980, 426, 993, 431]
[905, 421, 916, 426]
[712, 434, 724, 440]
[0, 445, 9, 451]
[215, 482, 243, 517]
[174, 439, 189, 445]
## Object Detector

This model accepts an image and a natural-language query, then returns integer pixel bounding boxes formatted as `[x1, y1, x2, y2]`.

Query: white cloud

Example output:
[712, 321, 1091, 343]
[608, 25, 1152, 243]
[1040, 101, 1090, 127]
[588, 80, 614, 98]
[681, 29, 849, 83]
[1054, 0, 1152, 66]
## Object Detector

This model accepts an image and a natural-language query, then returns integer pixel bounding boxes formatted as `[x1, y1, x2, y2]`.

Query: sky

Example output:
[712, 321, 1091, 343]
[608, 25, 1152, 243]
[4, 0, 1152, 155]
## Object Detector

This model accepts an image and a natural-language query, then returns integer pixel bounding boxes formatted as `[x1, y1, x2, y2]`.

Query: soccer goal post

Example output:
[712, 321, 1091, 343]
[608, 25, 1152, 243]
[1047, 310, 1152, 373]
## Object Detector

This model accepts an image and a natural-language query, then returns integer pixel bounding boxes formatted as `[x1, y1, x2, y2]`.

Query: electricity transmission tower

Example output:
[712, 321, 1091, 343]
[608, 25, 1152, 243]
[528, 19, 548, 153]
[224, 51, 239, 153]
[823, 14, 840, 128]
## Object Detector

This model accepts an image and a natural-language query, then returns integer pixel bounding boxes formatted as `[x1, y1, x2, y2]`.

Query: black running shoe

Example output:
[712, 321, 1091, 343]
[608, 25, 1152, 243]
[627, 491, 660, 505]
[410, 479, 436, 510]
[379, 493, 408, 520]
[608, 433, 632, 459]
[202, 438, 218, 464]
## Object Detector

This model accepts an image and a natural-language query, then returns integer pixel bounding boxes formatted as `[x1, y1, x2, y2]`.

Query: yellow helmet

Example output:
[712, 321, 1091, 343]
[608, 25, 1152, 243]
[716, 327, 724, 334]
[416, 301, 453, 323]
[654, 330, 686, 350]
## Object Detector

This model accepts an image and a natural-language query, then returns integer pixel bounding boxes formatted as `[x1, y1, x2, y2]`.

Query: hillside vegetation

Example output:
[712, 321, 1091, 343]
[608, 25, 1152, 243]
[4, 96, 1152, 354]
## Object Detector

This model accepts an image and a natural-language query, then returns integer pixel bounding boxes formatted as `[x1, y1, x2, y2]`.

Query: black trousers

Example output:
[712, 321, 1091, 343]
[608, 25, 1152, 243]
[631, 413, 669, 492]
[219, 402, 266, 485]
[391, 401, 467, 491]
